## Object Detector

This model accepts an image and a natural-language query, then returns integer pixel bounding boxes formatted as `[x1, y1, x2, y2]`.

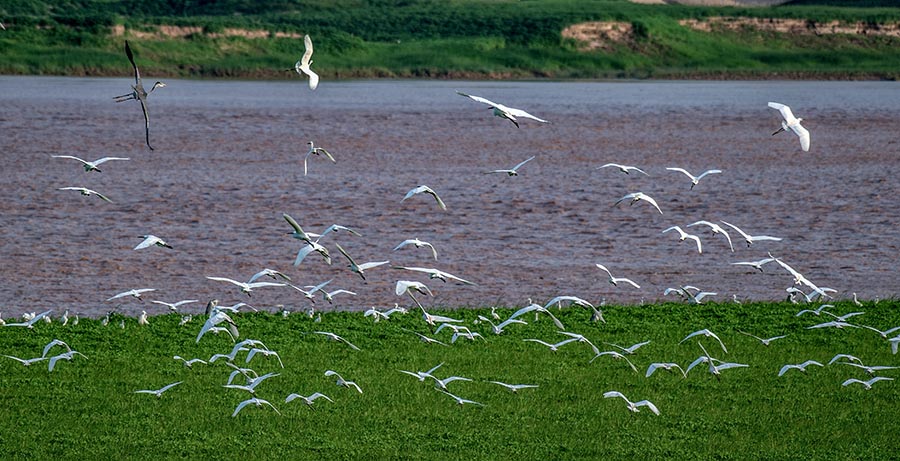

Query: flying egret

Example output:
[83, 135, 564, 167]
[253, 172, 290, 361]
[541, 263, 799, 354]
[605, 340, 651, 355]
[285, 392, 333, 409]
[107, 288, 155, 302]
[50, 155, 129, 173]
[134, 234, 172, 250]
[439, 389, 484, 406]
[245, 348, 285, 368]
[394, 266, 475, 285]
[645, 362, 686, 378]
[3, 355, 47, 366]
[719, 221, 782, 247]
[662, 226, 703, 254]
[842, 377, 893, 390]
[393, 238, 438, 261]
[556, 331, 601, 356]
[196, 311, 239, 343]
[150, 299, 199, 312]
[596, 163, 649, 176]
[665, 167, 722, 190]
[429, 374, 473, 391]
[738, 331, 787, 346]
[768, 101, 810, 152]
[402, 185, 446, 210]
[232, 398, 281, 417]
[134, 381, 183, 398]
[778, 360, 824, 377]
[523, 338, 579, 352]
[47, 350, 87, 372]
[595, 264, 641, 289]
[173, 355, 207, 368]
[836, 362, 899, 376]
[828, 354, 863, 365]
[247, 268, 291, 284]
[406, 329, 449, 346]
[613, 192, 662, 214]
[731, 257, 776, 272]
[589, 351, 639, 373]
[303, 141, 335, 176]
[334, 243, 389, 280]
[477, 315, 527, 335]
[456, 91, 548, 128]
[686, 221, 734, 252]
[508, 303, 565, 330]
[680, 329, 727, 353]
[289, 35, 319, 90]
[58, 187, 112, 203]
[325, 370, 363, 393]
[603, 391, 659, 415]
[313, 331, 361, 351]
[114, 40, 165, 150]
[485, 156, 536, 176]
[488, 381, 538, 393]
[4, 310, 52, 328]
[205, 276, 285, 297]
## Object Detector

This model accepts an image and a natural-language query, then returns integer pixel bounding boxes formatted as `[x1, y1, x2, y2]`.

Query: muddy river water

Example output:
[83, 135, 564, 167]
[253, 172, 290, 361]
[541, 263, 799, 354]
[0, 76, 897, 318]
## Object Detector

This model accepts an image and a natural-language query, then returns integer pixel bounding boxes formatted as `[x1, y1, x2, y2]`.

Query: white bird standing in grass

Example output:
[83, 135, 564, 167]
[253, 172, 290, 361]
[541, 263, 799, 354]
[595, 263, 641, 289]
[665, 167, 722, 190]
[613, 192, 662, 214]
[232, 398, 281, 417]
[596, 163, 649, 176]
[303, 141, 335, 176]
[768, 101, 810, 152]
[662, 226, 703, 254]
[51, 155, 129, 173]
[134, 381, 183, 398]
[58, 187, 113, 203]
[603, 391, 660, 415]
[456, 91, 548, 128]
[402, 185, 447, 210]
[485, 156, 536, 176]
[290, 35, 319, 90]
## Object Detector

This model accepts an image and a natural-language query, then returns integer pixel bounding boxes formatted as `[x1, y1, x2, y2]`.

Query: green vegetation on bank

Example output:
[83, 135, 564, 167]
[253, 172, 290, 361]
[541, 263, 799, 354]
[1, 0, 900, 79]
[0, 300, 898, 459]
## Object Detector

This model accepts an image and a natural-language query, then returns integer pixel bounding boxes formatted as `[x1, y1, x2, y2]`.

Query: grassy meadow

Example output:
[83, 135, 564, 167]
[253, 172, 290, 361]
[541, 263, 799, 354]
[1, 300, 898, 459]
[1, 0, 900, 79]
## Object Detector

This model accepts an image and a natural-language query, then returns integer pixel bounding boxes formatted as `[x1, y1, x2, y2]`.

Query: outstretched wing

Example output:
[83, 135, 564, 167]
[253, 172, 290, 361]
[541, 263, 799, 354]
[125, 40, 140, 85]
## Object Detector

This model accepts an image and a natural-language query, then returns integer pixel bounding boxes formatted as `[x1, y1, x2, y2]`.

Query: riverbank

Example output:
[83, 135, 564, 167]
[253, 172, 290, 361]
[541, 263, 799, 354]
[1, 1, 899, 80]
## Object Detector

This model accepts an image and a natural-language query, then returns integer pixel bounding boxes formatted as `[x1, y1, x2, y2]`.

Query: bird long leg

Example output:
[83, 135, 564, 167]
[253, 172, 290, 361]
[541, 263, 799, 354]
[113, 93, 135, 102]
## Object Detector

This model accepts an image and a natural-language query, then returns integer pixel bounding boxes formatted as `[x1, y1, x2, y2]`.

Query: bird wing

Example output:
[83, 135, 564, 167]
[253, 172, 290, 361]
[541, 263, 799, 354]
[791, 124, 810, 151]
[666, 167, 695, 181]
[358, 261, 389, 271]
[424, 188, 447, 210]
[301, 35, 314, 67]
[697, 169, 722, 180]
[635, 400, 660, 415]
[125, 40, 140, 84]
[93, 157, 129, 166]
[306, 69, 319, 90]
[719, 220, 751, 242]
[768, 102, 797, 123]
[504, 107, 548, 123]
[159, 381, 183, 393]
[640, 194, 663, 214]
[232, 399, 253, 417]
[310, 393, 332, 402]
[134, 236, 156, 250]
[456, 91, 499, 108]
[594, 264, 612, 278]
[615, 277, 641, 289]
[137, 93, 154, 151]
[512, 155, 536, 171]
[334, 242, 357, 267]
[602, 391, 627, 401]
[52, 155, 89, 165]
[206, 276, 245, 288]
[283, 213, 311, 240]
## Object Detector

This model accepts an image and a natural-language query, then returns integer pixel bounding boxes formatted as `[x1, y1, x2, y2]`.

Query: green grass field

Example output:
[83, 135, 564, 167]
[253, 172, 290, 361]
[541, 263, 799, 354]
[1, 300, 898, 459]
[2, 0, 900, 79]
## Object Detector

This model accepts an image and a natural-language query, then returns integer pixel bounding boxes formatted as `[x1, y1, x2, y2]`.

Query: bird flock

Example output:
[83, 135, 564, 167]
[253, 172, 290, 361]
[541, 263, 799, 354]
[3, 35, 896, 426]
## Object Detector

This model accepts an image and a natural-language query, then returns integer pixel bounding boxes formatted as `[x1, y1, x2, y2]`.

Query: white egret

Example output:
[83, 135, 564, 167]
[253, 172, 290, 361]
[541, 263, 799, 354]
[646, 362, 686, 378]
[303, 141, 335, 176]
[605, 340, 651, 355]
[196, 311, 239, 343]
[738, 331, 787, 346]
[768, 101, 810, 152]
[107, 288, 155, 302]
[476, 315, 527, 335]
[47, 350, 87, 372]
[50, 155, 129, 173]
[680, 329, 727, 353]
[285, 392, 333, 409]
[595, 263, 640, 289]
[662, 226, 702, 254]
[613, 192, 662, 214]
[3, 355, 47, 366]
[686, 221, 734, 252]
[488, 382, 538, 393]
[456, 91, 548, 128]
[603, 391, 659, 415]
[439, 389, 484, 406]
[730, 257, 776, 272]
[842, 377, 893, 390]
[719, 221, 782, 247]
[334, 242, 389, 280]
[245, 348, 285, 368]
[205, 276, 285, 297]
[247, 268, 291, 284]
[150, 299, 199, 312]
[58, 187, 112, 203]
[313, 331, 361, 351]
[665, 167, 722, 190]
[232, 398, 281, 417]
[4, 310, 52, 328]
[589, 351, 639, 373]
[596, 163, 649, 176]
[402, 185, 447, 210]
[778, 360, 823, 377]
[325, 370, 363, 393]
[173, 355, 207, 368]
[290, 35, 318, 90]
[393, 238, 438, 261]
[134, 381, 183, 398]
[523, 338, 578, 352]
[394, 266, 475, 285]
[485, 156, 536, 176]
